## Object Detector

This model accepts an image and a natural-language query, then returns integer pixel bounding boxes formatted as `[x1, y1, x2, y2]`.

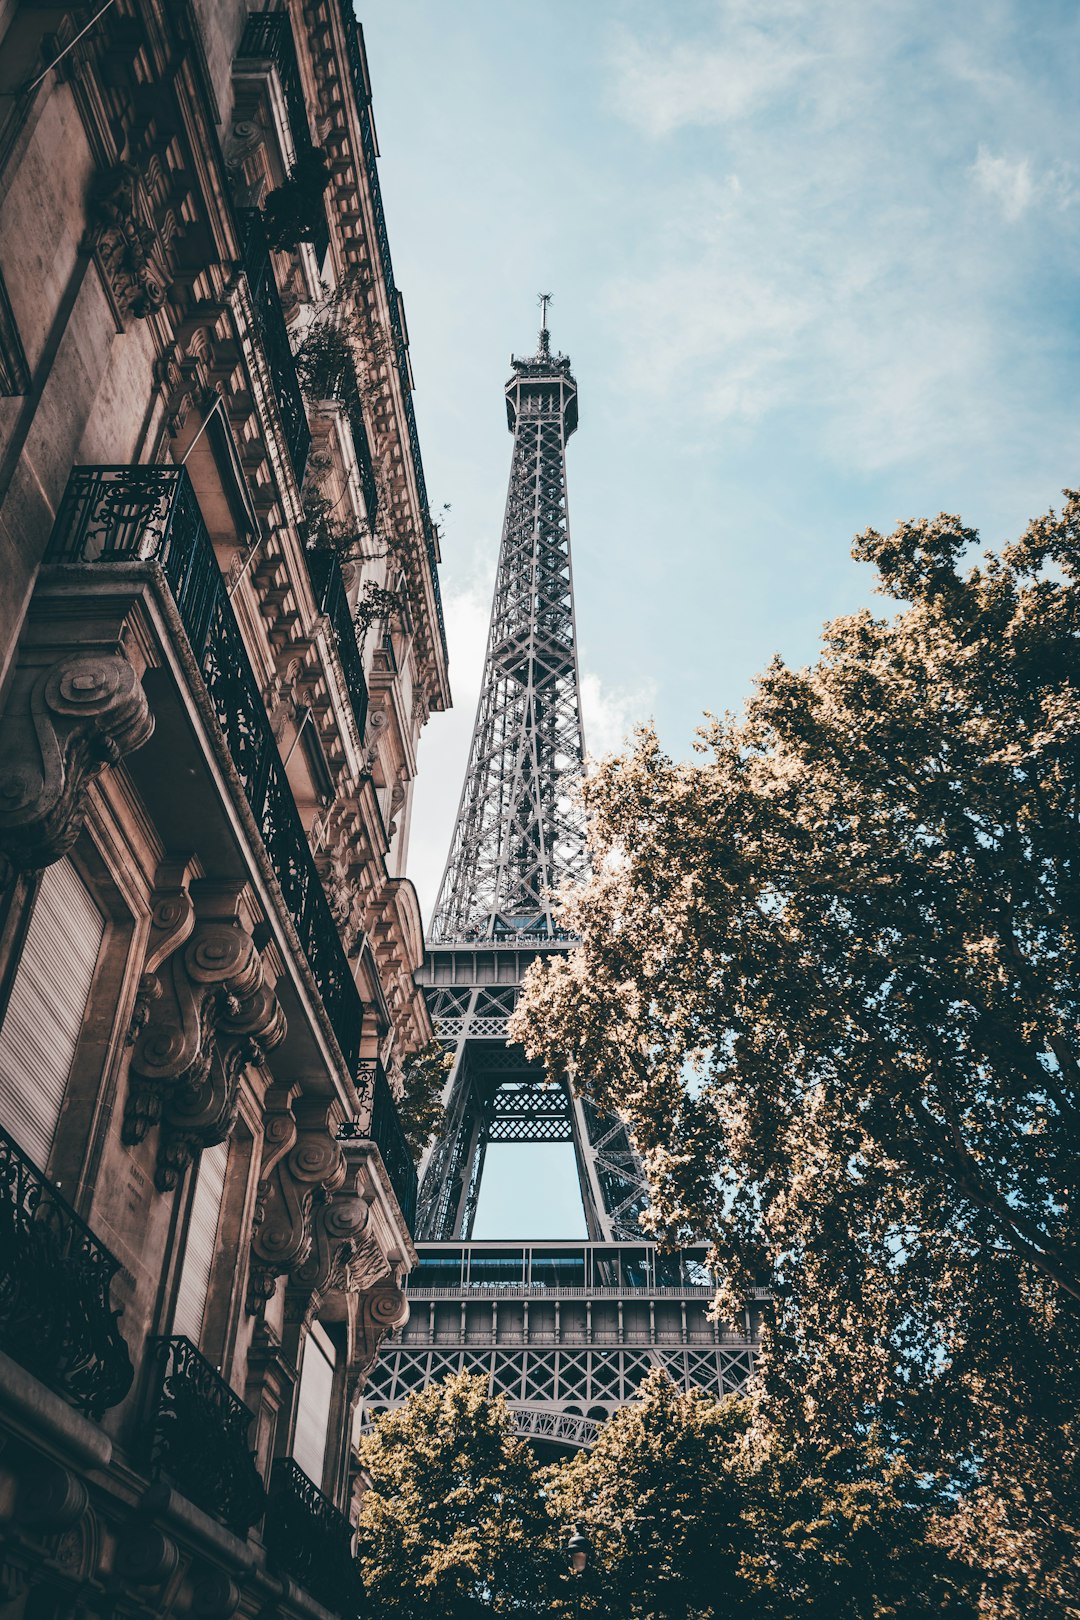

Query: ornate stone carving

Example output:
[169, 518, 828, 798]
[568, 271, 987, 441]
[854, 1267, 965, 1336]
[223, 118, 269, 211]
[0, 650, 153, 880]
[289, 1168, 374, 1308]
[126, 876, 285, 1189]
[114, 1524, 179, 1588]
[349, 1276, 408, 1390]
[15, 1461, 88, 1530]
[249, 1096, 402, 1333]
[249, 1093, 346, 1313]
[84, 163, 172, 321]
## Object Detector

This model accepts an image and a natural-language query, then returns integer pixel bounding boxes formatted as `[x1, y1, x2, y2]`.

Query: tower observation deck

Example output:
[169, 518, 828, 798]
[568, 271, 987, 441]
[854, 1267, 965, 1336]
[360, 311, 763, 1452]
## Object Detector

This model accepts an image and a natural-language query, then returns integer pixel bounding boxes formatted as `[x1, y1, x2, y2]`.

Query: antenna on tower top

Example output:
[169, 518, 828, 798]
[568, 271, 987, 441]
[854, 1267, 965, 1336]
[538, 291, 552, 356]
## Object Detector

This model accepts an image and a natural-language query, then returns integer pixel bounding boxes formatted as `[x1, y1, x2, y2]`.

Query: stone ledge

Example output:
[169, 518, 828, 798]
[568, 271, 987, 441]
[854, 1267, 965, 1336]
[0, 1350, 112, 1472]
[140, 1481, 258, 1572]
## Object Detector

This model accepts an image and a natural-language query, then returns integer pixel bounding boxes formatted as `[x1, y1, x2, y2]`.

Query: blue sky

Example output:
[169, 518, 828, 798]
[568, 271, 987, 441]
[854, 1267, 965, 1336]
[357, 0, 1080, 1236]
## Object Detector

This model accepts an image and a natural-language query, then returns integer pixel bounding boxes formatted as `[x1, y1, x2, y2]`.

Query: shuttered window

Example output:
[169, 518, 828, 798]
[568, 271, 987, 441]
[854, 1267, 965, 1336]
[293, 1321, 336, 1488]
[0, 857, 105, 1168]
[173, 1139, 230, 1346]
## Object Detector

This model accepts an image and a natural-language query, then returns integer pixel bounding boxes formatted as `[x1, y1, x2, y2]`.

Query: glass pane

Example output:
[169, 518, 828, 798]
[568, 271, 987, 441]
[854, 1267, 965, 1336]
[409, 1253, 465, 1290]
[620, 1249, 651, 1289]
[467, 1250, 525, 1286]
[529, 1248, 586, 1288]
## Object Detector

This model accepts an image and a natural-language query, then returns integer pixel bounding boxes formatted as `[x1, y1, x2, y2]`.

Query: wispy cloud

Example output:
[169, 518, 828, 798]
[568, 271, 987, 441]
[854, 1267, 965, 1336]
[608, 17, 816, 138]
[971, 146, 1075, 221]
[599, 7, 1080, 477]
[581, 668, 656, 759]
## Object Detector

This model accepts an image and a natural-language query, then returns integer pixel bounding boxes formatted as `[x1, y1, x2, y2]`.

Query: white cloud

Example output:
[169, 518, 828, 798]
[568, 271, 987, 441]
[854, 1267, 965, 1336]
[970, 146, 1075, 221]
[581, 668, 656, 760]
[596, 10, 1080, 478]
[971, 147, 1035, 221]
[609, 21, 816, 138]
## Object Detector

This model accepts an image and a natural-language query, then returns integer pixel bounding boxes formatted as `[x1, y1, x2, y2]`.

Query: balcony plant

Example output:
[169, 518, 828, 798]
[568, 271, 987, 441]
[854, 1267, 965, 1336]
[262, 147, 332, 252]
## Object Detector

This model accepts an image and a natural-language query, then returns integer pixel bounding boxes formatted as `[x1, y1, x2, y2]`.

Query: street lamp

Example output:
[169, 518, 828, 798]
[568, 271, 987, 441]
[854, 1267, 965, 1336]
[566, 1527, 591, 1574]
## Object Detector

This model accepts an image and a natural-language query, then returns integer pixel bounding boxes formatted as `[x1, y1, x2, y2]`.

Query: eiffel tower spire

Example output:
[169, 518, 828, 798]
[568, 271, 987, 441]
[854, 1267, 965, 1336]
[430, 310, 586, 943]
[360, 321, 760, 1454]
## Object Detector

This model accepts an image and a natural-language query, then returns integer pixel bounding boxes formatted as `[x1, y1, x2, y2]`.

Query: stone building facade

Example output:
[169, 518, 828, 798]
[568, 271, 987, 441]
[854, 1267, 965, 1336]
[0, 3, 449, 1614]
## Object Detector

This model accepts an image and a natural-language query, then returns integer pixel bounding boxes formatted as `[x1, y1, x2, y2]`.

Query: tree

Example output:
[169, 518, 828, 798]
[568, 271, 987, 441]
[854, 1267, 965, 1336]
[396, 1040, 454, 1159]
[512, 497, 1080, 1612]
[355, 1372, 555, 1616]
[545, 1369, 751, 1619]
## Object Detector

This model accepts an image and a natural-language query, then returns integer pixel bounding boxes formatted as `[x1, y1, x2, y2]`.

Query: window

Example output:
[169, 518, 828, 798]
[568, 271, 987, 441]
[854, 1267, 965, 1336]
[173, 1140, 229, 1345]
[293, 1321, 336, 1488]
[528, 1248, 586, 1289]
[408, 1251, 465, 1290]
[0, 857, 104, 1166]
[467, 1249, 525, 1287]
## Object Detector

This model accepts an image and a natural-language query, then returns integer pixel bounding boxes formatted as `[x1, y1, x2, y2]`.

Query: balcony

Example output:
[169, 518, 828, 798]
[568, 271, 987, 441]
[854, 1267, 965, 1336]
[238, 208, 311, 485]
[148, 1336, 265, 1534]
[47, 464, 363, 1074]
[339, 1063, 417, 1232]
[265, 1457, 366, 1617]
[237, 15, 330, 267]
[0, 1124, 133, 1419]
[308, 548, 369, 743]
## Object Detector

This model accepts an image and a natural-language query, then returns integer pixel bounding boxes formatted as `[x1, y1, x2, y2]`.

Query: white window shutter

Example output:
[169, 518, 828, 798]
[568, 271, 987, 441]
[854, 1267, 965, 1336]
[293, 1321, 337, 1488]
[173, 1139, 230, 1346]
[0, 857, 104, 1169]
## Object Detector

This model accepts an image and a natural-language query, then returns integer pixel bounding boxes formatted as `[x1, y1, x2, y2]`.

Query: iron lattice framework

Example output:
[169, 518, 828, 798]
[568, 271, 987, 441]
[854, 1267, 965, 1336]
[371, 316, 760, 1448]
[430, 321, 585, 942]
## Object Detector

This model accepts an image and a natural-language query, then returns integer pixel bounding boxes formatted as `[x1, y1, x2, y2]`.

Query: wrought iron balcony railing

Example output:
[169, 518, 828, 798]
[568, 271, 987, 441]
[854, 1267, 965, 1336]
[338, 1063, 417, 1232]
[238, 14, 330, 267]
[265, 1457, 366, 1617]
[238, 208, 311, 485]
[148, 1336, 266, 1534]
[307, 547, 369, 744]
[336, 2, 448, 666]
[0, 1124, 133, 1419]
[47, 465, 363, 1074]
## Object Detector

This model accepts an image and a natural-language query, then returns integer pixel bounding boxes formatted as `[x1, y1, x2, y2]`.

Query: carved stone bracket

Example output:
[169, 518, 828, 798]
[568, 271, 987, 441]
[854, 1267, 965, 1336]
[249, 1096, 404, 1341]
[346, 1277, 408, 1401]
[249, 1093, 346, 1314]
[84, 163, 172, 323]
[0, 649, 153, 882]
[126, 873, 285, 1189]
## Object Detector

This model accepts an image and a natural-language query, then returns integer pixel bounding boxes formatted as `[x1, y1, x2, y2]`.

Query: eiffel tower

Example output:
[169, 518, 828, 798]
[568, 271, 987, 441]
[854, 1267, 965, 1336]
[361, 307, 764, 1452]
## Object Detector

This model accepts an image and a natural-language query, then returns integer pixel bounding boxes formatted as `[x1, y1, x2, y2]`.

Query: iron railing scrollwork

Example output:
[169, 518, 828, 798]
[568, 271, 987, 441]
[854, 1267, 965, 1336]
[238, 208, 311, 485]
[308, 548, 370, 743]
[0, 1125, 134, 1419]
[335, 1, 448, 664]
[47, 465, 364, 1074]
[238, 15, 330, 267]
[148, 1336, 266, 1534]
[338, 1064, 417, 1232]
[265, 1457, 366, 1617]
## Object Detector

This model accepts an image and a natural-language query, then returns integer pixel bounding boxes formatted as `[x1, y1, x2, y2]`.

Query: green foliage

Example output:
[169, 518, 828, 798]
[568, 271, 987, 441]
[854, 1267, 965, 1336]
[301, 487, 376, 564]
[262, 147, 332, 251]
[357, 1370, 976, 1619]
[545, 1369, 751, 1619]
[512, 494, 1080, 1614]
[356, 1372, 554, 1617]
[396, 1041, 454, 1159]
[355, 579, 406, 643]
